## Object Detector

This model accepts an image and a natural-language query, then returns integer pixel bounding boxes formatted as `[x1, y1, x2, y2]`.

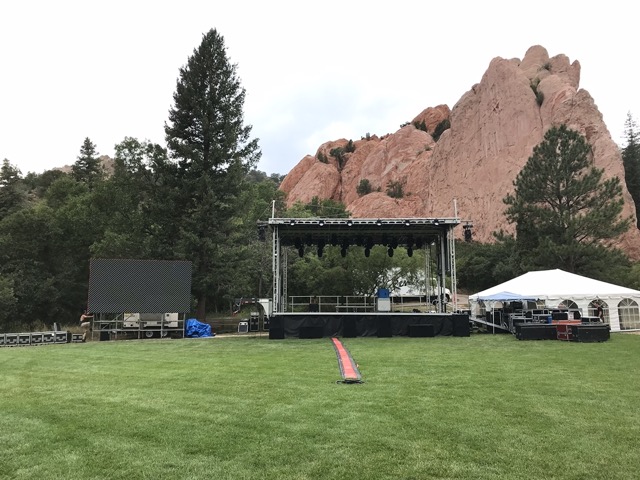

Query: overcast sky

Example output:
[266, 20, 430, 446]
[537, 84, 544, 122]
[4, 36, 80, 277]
[1, 1, 638, 176]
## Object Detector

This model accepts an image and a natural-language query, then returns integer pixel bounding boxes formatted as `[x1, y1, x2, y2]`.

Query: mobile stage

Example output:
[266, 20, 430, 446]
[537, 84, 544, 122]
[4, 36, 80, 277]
[259, 217, 471, 339]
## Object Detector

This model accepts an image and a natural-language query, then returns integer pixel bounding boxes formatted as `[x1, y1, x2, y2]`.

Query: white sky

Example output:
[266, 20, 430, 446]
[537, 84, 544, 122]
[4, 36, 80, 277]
[1, 0, 637, 176]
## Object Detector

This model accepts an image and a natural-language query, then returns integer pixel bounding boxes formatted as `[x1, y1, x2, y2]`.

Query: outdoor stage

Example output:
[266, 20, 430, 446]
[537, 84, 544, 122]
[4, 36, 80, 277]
[268, 312, 470, 339]
[261, 216, 470, 340]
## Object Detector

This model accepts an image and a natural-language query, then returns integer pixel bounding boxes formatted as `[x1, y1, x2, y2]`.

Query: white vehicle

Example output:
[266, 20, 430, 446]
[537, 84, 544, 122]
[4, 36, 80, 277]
[392, 281, 451, 304]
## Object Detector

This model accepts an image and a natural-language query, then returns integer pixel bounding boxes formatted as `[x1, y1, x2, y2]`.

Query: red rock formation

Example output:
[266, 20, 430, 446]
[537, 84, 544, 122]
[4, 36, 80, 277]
[280, 45, 640, 259]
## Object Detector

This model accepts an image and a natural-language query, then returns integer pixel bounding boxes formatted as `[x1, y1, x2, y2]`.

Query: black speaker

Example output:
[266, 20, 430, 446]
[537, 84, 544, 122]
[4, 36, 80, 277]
[299, 326, 323, 339]
[377, 317, 392, 337]
[409, 324, 435, 337]
[343, 318, 357, 338]
[570, 324, 610, 342]
[452, 314, 470, 337]
[100, 330, 110, 341]
[269, 328, 285, 339]
[269, 316, 284, 339]
[516, 324, 557, 340]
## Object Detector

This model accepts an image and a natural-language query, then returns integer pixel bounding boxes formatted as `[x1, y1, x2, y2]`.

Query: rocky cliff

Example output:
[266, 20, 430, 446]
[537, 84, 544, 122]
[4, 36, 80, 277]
[279, 45, 640, 259]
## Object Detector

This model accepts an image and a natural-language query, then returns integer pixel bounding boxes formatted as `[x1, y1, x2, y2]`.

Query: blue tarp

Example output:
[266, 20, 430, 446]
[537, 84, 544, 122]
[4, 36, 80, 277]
[185, 318, 214, 338]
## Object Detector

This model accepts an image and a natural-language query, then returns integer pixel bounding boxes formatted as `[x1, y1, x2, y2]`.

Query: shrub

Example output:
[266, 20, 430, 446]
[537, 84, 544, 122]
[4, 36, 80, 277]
[345, 139, 355, 153]
[329, 147, 346, 169]
[356, 179, 372, 197]
[317, 151, 328, 163]
[530, 78, 544, 106]
[386, 179, 405, 198]
[413, 120, 427, 132]
[432, 119, 451, 142]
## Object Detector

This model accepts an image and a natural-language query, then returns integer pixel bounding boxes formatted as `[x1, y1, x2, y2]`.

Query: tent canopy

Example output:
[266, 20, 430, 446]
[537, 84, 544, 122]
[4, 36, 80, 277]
[470, 269, 640, 301]
[475, 291, 537, 302]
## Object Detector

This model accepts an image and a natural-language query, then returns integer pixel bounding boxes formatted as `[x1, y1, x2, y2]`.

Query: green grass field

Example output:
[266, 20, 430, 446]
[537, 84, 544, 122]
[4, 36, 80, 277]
[1, 333, 639, 480]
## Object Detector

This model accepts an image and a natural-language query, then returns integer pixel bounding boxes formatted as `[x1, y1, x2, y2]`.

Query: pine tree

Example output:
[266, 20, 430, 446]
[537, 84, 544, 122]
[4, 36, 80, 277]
[71, 137, 103, 186]
[0, 159, 25, 220]
[503, 125, 631, 273]
[622, 112, 640, 228]
[164, 29, 260, 319]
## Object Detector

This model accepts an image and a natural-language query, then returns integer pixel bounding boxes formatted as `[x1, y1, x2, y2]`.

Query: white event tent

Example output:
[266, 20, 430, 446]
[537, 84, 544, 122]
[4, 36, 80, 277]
[468, 269, 640, 332]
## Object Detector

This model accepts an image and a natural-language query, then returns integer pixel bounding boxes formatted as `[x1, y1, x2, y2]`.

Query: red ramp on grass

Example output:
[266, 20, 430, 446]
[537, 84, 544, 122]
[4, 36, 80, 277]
[331, 337, 362, 384]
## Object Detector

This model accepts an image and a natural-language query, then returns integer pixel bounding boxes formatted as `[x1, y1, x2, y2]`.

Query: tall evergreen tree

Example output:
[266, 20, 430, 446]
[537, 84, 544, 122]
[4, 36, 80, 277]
[0, 159, 25, 220]
[622, 112, 640, 228]
[502, 124, 631, 273]
[71, 137, 103, 186]
[164, 29, 260, 319]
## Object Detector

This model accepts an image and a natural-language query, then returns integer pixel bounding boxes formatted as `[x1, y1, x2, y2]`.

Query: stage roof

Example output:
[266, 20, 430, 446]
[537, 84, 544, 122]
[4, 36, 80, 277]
[264, 217, 460, 248]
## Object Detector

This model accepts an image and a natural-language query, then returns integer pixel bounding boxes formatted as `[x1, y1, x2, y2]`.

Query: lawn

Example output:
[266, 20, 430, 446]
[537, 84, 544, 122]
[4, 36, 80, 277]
[1, 333, 639, 480]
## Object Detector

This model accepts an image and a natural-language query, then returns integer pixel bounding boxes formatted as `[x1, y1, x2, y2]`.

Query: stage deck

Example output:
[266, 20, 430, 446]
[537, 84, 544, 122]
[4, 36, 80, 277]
[268, 312, 470, 338]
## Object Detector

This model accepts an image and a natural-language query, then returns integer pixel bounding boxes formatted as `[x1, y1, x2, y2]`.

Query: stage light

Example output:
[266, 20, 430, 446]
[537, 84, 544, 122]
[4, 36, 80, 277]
[347, 220, 353, 226]
[464, 225, 473, 242]
[318, 220, 325, 227]
[388, 247, 394, 257]
[433, 219, 440, 226]
[404, 220, 411, 226]
[376, 219, 382, 226]
[289, 219, 296, 225]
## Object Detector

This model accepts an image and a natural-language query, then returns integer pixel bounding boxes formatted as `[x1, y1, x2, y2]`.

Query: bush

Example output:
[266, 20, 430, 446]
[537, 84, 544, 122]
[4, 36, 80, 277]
[386, 179, 405, 198]
[317, 151, 328, 163]
[530, 78, 544, 106]
[413, 120, 427, 132]
[432, 119, 451, 142]
[356, 179, 372, 197]
[345, 139, 355, 153]
[329, 147, 346, 169]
